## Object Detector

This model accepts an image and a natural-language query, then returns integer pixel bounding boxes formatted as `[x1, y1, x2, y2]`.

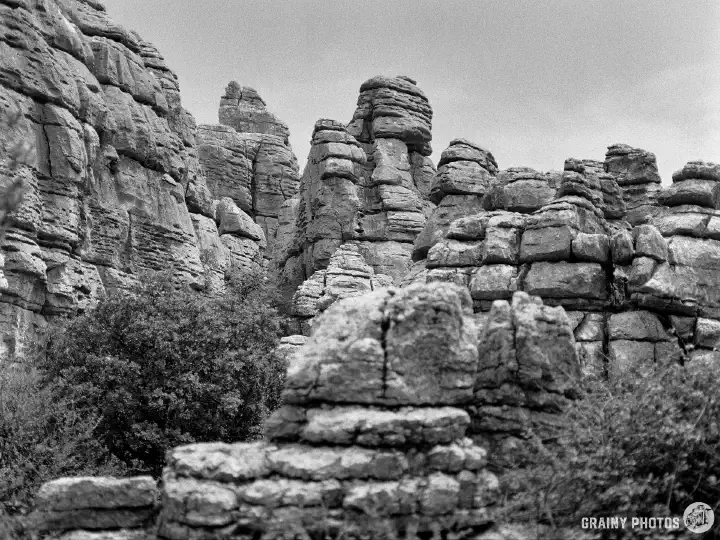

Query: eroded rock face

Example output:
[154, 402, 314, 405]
[471, 292, 581, 441]
[27, 476, 157, 535]
[157, 283, 498, 539]
[197, 83, 300, 270]
[405, 143, 706, 379]
[275, 76, 436, 307]
[31, 284, 584, 538]
[604, 143, 662, 225]
[0, 0, 266, 361]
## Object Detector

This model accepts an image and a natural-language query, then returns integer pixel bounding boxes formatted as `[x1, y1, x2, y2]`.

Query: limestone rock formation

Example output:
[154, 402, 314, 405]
[197, 83, 300, 269]
[604, 143, 662, 225]
[290, 242, 393, 330]
[471, 292, 581, 441]
[275, 76, 436, 305]
[413, 139, 498, 261]
[157, 283, 497, 539]
[30, 284, 585, 538]
[405, 139, 700, 379]
[0, 0, 266, 361]
[28, 476, 157, 536]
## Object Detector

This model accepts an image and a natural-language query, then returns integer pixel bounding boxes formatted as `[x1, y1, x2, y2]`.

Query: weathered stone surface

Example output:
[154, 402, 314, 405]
[284, 282, 477, 406]
[347, 75, 432, 152]
[35, 477, 156, 511]
[604, 144, 662, 225]
[634, 224, 667, 261]
[520, 226, 573, 262]
[611, 229, 635, 264]
[572, 232, 610, 263]
[658, 179, 720, 208]
[484, 168, 559, 214]
[290, 242, 392, 318]
[523, 262, 607, 300]
[604, 144, 661, 186]
[414, 194, 485, 260]
[695, 317, 720, 349]
[219, 81, 289, 141]
[143, 282, 496, 538]
[470, 292, 581, 442]
[0, 1, 283, 360]
[608, 311, 671, 342]
[672, 160, 720, 183]
[469, 264, 518, 301]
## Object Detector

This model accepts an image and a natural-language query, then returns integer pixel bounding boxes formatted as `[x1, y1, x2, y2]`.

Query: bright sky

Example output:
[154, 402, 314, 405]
[105, 0, 720, 183]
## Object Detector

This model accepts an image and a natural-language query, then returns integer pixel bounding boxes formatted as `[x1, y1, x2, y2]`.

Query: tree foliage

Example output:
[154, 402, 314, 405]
[40, 271, 287, 475]
[502, 359, 720, 537]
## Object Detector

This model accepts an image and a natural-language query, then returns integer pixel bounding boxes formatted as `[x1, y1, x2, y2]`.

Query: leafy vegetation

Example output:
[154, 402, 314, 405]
[0, 270, 287, 519]
[499, 358, 720, 538]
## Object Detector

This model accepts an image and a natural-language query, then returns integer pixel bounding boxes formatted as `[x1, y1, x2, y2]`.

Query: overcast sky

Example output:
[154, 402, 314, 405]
[105, 0, 720, 182]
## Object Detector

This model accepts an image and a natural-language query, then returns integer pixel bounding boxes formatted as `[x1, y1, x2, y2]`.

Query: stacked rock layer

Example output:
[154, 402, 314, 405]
[0, 0, 277, 360]
[276, 76, 437, 304]
[197, 82, 301, 273]
[408, 139, 719, 376]
[157, 283, 500, 539]
[31, 284, 585, 538]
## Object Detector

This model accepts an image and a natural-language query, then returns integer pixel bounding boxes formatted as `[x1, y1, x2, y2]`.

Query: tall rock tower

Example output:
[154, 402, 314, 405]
[197, 82, 301, 276]
[275, 75, 436, 308]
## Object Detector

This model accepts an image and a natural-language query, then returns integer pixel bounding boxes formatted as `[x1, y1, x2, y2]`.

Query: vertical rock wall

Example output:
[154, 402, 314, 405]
[0, 0, 268, 361]
[197, 83, 301, 275]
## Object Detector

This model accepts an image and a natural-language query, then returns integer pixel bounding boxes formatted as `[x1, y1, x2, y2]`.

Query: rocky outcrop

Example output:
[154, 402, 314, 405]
[31, 283, 584, 539]
[604, 143, 662, 225]
[290, 242, 393, 332]
[0, 0, 266, 361]
[27, 476, 158, 538]
[405, 140, 710, 379]
[156, 284, 497, 539]
[412, 139, 498, 262]
[275, 76, 436, 304]
[197, 83, 300, 270]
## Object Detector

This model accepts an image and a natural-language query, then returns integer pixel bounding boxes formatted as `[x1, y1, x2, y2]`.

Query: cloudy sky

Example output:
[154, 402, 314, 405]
[105, 0, 720, 182]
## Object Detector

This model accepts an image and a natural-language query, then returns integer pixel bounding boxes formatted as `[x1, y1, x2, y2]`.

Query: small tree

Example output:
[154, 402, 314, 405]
[41, 270, 287, 475]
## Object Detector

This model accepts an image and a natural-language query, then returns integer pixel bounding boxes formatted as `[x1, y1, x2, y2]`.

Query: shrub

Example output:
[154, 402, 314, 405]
[503, 359, 720, 536]
[39, 269, 287, 476]
[0, 365, 127, 521]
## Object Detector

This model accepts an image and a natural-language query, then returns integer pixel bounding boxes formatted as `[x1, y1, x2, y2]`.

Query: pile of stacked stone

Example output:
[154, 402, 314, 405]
[633, 160, 720, 363]
[196, 82, 301, 275]
[155, 283, 500, 539]
[470, 291, 582, 462]
[404, 138, 697, 378]
[604, 143, 662, 225]
[290, 241, 393, 331]
[0, 0, 270, 360]
[28, 476, 157, 540]
[412, 139, 499, 262]
[275, 76, 436, 305]
[30, 284, 587, 539]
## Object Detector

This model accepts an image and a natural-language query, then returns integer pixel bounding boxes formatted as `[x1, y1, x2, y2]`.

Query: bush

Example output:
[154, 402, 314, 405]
[503, 359, 720, 536]
[0, 366, 128, 520]
[39, 270, 287, 476]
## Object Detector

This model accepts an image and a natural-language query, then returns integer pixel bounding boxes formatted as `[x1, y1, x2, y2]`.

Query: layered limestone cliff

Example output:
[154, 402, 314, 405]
[276, 76, 437, 305]
[406, 139, 720, 377]
[197, 82, 301, 272]
[0, 1, 281, 361]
